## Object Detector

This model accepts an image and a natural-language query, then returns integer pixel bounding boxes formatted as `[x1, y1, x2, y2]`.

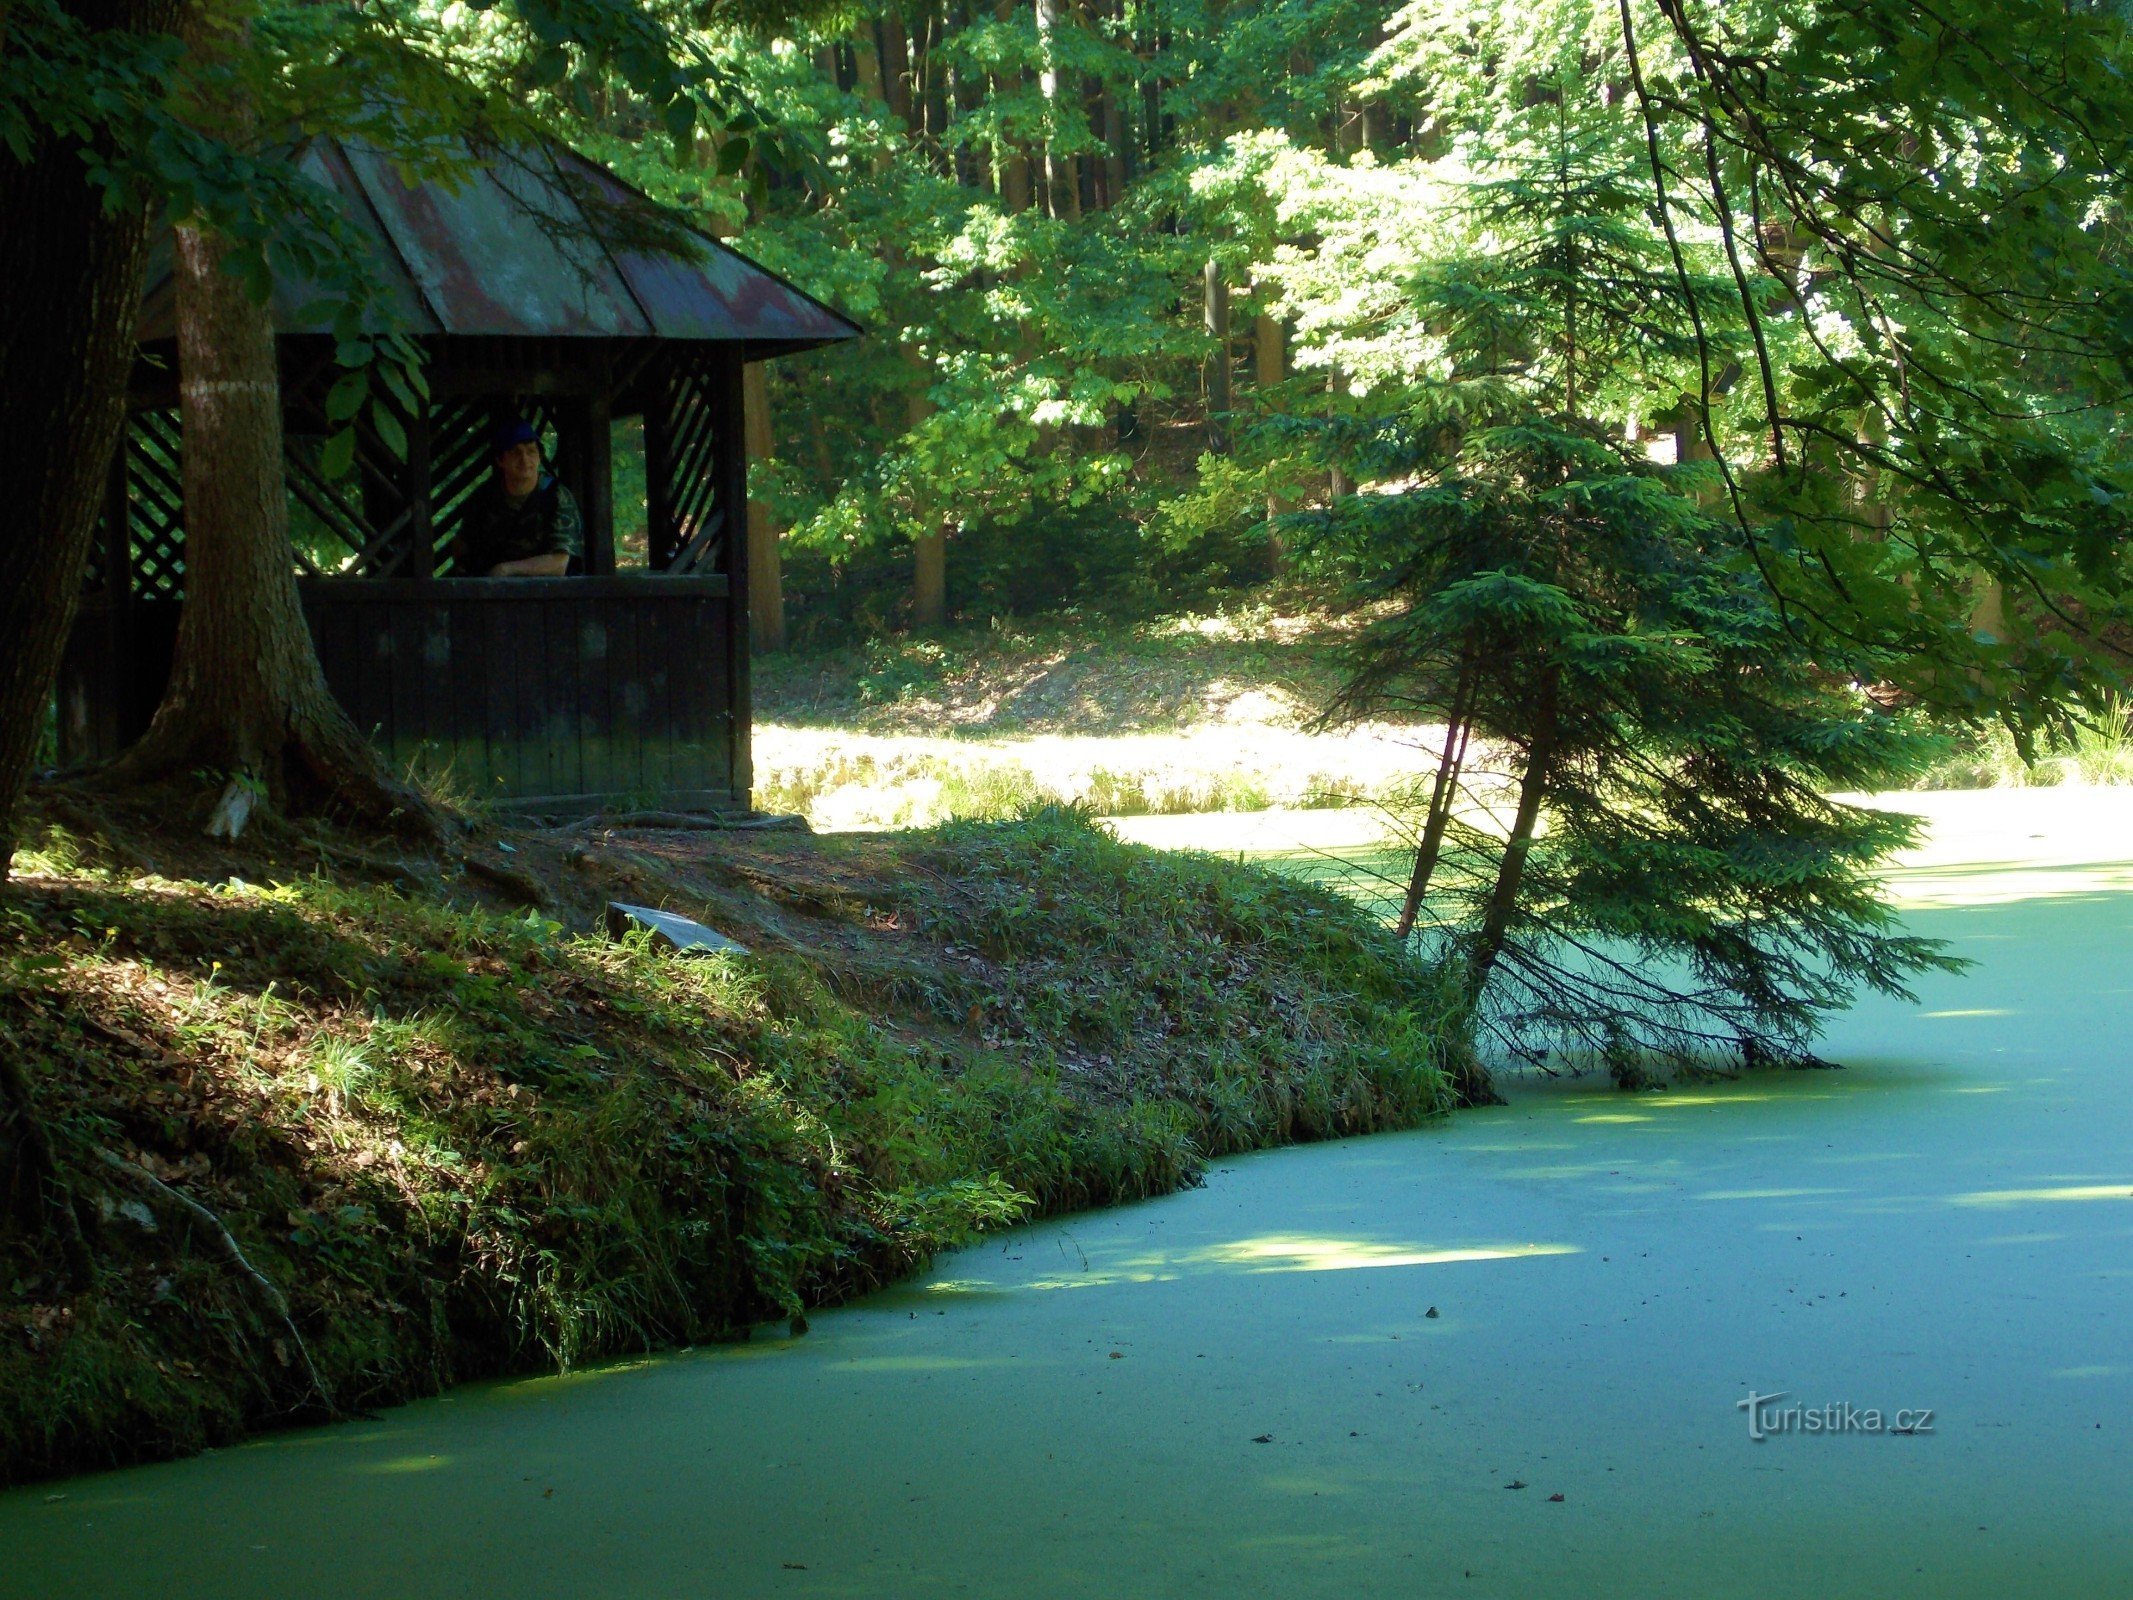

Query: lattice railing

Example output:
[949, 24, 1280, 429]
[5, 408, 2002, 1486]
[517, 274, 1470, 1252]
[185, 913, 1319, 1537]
[281, 364, 427, 577]
[650, 352, 726, 574]
[128, 408, 187, 600]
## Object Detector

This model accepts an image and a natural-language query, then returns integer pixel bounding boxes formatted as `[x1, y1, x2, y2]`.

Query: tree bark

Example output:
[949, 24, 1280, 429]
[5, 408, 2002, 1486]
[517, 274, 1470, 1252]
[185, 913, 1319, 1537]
[0, 0, 178, 880]
[905, 357, 948, 629]
[1254, 307, 1286, 570]
[1036, 0, 1080, 220]
[1203, 260, 1232, 453]
[882, 13, 916, 132]
[1395, 663, 1477, 939]
[1465, 671, 1559, 1005]
[106, 224, 431, 833]
[1100, 86, 1127, 208]
[1327, 366, 1353, 500]
[851, 20, 886, 102]
[743, 362, 786, 653]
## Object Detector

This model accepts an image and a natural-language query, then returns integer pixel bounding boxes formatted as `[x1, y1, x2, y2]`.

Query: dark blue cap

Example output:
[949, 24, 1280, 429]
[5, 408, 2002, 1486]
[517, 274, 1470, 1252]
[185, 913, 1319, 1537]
[493, 418, 539, 452]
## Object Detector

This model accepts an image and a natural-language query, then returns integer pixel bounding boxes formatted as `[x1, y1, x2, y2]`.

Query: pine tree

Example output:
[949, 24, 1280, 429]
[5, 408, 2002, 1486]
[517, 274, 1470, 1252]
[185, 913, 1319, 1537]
[1297, 73, 1963, 1081]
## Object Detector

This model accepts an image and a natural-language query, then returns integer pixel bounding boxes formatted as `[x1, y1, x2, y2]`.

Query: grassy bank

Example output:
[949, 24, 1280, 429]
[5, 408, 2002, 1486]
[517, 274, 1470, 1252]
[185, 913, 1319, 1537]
[0, 800, 1469, 1485]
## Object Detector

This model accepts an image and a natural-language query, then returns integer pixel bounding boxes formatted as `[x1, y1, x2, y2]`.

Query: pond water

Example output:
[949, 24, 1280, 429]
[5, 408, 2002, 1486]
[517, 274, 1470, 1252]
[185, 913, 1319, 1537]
[5, 791, 2131, 1598]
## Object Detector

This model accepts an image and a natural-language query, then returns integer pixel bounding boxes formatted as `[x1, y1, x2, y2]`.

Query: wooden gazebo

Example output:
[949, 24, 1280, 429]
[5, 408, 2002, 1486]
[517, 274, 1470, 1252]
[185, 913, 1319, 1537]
[57, 134, 859, 812]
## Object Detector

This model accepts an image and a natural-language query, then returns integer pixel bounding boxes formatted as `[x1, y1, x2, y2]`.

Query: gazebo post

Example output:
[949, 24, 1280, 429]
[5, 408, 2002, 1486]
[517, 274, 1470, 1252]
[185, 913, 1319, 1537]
[407, 401, 434, 579]
[645, 357, 676, 571]
[710, 349, 751, 804]
[582, 389, 615, 576]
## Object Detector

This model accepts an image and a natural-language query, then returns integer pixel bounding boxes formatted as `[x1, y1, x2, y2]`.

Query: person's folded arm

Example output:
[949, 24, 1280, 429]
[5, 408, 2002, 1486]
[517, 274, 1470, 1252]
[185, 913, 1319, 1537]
[486, 552, 571, 577]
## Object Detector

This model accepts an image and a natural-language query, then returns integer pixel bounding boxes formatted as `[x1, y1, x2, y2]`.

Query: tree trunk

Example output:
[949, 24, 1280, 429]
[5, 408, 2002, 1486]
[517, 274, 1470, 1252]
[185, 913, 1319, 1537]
[1327, 366, 1353, 500]
[1254, 307, 1286, 570]
[883, 13, 916, 131]
[743, 362, 786, 653]
[905, 360, 948, 629]
[1036, 0, 1080, 220]
[1203, 260, 1232, 453]
[914, 528, 947, 629]
[1100, 87, 1127, 208]
[0, 0, 170, 877]
[851, 20, 886, 102]
[1395, 664, 1477, 939]
[106, 224, 431, 834]
[1465, 672, 1559, 1005]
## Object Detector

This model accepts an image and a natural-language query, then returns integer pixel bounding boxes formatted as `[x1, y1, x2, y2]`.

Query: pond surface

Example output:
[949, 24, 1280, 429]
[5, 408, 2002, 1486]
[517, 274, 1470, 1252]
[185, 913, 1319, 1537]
[5, 792, 2132, 1598]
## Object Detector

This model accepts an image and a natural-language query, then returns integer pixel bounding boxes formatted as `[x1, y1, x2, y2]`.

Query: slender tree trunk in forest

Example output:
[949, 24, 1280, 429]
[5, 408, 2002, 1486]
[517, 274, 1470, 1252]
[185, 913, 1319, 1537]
[743, 362, 786, 653]
[1327, 367, 1353, 499]
[1203, 260, 1231, 453]
[1465, 671, 1559, 1005]
[1036, 0, 1080, 220]
[904, 360, 948, 629]
[0, 0, 180, 878]
[1395, 661, 1477, 940]
[1001, 136, 1032, 210]
[882, 13, 915, 129]
[1254, 306, 1286, 571]
[106, 223, 431, 836]
[914, 527, 947, 628]
[851, 21, 886, 102]
[1971, 576, 2006, 642]
[1101, 87, 1127, 207]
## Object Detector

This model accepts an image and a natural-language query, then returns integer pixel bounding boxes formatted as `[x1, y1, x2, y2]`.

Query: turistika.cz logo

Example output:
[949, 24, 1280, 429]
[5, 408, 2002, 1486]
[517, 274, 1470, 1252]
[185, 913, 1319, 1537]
[1737, 1390, 1935, 1441]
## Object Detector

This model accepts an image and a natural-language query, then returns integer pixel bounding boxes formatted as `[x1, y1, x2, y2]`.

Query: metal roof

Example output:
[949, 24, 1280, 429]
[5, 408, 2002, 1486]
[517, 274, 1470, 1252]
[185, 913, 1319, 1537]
[137, 135, 860, 355]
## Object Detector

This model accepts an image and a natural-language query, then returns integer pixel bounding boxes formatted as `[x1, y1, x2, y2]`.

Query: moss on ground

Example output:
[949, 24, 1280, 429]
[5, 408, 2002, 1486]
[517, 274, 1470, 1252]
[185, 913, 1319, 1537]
[0, 800, 1469, 1485]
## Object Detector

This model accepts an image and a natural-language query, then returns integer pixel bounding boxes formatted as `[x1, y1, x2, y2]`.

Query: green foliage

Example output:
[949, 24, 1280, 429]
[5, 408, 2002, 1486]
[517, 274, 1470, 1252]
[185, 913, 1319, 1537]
[1290, 91, 1969, 1077]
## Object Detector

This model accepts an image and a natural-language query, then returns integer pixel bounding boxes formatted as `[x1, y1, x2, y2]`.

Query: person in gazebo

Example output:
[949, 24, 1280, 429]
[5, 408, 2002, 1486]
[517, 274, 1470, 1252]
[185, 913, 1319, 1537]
[448, 419, 584, 577]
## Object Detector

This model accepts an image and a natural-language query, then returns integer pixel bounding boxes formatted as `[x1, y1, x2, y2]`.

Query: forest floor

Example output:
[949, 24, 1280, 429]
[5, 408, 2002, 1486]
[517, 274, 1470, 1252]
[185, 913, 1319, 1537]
[751, 593, 1446, 828]
[751, 591, 2133, 828]
[0, 784, 1471, 1485]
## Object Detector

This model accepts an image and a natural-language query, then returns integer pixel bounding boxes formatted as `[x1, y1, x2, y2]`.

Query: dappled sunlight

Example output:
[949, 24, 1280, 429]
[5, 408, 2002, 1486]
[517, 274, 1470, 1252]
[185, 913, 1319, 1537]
[1180, 1235, 1580, 1275]
[1950, 1184, 2133, 1207]
[923, 1234, 1579, 1295]
[826, 1355, 1012, 1373]
[1694, 1187, 1850, 1202]
[349, 1456, 452, 1476]
[489, 1357, 668, 1397]
[1888, 863, 2133, 908]
[1257, 1476, 1358, 1498]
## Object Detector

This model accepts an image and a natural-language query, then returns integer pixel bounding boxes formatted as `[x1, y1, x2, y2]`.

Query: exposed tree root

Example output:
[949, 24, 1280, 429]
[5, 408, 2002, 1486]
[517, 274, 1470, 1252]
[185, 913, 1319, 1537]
[101, 711, 443, 848]
[545, 809, 810, 833]
[95, 1149, 335, 1416]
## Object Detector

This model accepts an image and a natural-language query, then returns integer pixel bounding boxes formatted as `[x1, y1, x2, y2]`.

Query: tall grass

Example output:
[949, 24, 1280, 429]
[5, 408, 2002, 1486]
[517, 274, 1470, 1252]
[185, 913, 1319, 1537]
[1917, 701, 2133, 789]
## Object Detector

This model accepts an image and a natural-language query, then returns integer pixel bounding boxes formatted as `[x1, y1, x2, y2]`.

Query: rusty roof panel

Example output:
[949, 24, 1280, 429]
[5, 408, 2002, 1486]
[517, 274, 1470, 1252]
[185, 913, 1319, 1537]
[136, 134, 860, 354]
[556, 153, 854, 346]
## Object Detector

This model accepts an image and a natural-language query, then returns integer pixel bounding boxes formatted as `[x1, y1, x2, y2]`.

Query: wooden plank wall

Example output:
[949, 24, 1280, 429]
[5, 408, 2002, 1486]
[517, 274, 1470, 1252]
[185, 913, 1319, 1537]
[57, 578, 736, 810]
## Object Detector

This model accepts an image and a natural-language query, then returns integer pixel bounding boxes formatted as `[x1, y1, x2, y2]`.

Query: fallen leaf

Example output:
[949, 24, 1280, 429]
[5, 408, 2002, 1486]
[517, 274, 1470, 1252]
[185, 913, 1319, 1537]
[1549, 1493, 1565, 1503]
[1505, 1480, 1527, 1491]
[1252, 1434, 1274, 1444]
[1425, 1306, 1440, 1319]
